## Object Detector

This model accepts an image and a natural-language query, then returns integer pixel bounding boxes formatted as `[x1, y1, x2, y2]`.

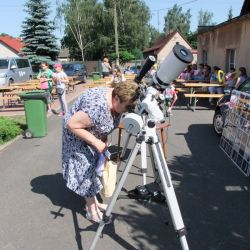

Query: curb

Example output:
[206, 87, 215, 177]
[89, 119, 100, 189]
[0, 135, 22, 153]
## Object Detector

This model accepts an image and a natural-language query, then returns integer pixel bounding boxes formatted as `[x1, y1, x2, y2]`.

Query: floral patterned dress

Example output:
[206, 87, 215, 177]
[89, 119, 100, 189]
[62, 87, 120, 197]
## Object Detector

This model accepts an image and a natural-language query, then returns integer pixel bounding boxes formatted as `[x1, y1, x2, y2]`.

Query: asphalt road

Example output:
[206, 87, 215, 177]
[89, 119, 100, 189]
[0, 103, 250, 250]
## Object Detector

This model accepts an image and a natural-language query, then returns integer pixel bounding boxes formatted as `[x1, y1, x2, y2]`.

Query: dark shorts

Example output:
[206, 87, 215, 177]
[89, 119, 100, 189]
[102, 72, 110, 78]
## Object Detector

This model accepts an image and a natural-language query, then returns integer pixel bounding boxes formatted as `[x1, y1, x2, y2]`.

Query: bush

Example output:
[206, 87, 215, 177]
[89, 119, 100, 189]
[0, 117, 24, 145]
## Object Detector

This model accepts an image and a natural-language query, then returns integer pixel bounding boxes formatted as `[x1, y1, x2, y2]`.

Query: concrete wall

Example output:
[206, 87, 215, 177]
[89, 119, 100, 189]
[158, 33, 193, 63]
[198, 18, 250, 72]
[0, 43, 19, 58]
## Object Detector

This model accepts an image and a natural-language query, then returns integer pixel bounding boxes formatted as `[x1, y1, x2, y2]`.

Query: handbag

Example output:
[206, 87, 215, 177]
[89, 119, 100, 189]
[101, 160, 117, 197]
[40, 78, 49, 90]
[56, 86, 65, 95]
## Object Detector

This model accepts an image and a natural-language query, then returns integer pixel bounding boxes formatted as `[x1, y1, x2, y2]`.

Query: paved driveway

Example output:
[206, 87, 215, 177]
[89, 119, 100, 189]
[0, 105, 249, 250]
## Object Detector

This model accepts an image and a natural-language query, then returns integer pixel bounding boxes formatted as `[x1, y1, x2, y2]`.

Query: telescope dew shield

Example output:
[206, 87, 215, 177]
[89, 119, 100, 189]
[134, 55, 156, 83]
[153, 43, 193, 87]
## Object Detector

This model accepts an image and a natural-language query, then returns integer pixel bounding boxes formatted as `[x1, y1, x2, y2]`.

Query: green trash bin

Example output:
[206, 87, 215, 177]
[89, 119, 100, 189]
[92, 72, 101, 81]
[19, 90, 49, 138]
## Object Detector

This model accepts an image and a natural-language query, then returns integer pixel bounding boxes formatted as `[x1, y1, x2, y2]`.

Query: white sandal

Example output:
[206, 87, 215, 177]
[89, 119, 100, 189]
[85, 207, 103, 223]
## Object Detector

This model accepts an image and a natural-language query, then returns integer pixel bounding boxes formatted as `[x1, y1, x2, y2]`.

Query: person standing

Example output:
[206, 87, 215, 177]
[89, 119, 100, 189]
[101, 57, 111, 78]
[37, 62, 53, 113]
[62, 81, 139, 223]
[53, 63, 69, 116]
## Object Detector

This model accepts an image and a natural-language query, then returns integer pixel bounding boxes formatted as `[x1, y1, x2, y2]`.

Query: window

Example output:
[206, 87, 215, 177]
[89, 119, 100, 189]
[202, 50, 207, 64]
[0, 59, 9, 69]
[15, 59, 30, 68]
[225, 49, 236, 72]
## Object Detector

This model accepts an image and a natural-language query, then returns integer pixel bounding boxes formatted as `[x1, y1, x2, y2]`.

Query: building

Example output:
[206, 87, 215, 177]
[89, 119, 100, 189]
[58, 47, 70, 62]
[197, 0, 250, 72]
[143, 30, 196, 64]
[0, 35, 25, 57]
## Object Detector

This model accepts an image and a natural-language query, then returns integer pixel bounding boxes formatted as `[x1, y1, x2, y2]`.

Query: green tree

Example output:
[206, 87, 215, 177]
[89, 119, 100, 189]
[198, 9, 215, 26]
[109, 50, 135, 65]
[164, 4, 191, 36]
[148, 25, 164, 47]
[228, 6, 233, 20]
[21, 0, 59, 69]
[103, 0, 151, 53]
[57, 0, 104, 61]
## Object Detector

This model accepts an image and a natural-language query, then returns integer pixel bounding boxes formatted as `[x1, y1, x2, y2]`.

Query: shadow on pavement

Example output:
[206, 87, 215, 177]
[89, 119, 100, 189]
[30, 173, 171, 249]
[169, 123, 250, 250]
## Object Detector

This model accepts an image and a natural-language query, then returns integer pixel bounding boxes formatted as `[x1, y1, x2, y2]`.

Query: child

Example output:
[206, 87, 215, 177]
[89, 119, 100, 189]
[163, 82, 178, 115]
[53, 63, 69, 116]
[37, 62, 53, 113]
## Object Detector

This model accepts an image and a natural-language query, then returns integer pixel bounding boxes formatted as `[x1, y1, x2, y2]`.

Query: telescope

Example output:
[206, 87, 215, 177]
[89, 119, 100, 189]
[134, 43, 193, 122]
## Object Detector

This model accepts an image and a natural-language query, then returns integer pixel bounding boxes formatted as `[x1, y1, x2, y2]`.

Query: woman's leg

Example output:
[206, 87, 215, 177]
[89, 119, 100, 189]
[85, 196, 103, 221]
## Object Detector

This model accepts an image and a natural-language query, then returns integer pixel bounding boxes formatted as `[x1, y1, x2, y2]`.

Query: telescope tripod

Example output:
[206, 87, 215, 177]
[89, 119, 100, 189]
[89, 117, 189, 250]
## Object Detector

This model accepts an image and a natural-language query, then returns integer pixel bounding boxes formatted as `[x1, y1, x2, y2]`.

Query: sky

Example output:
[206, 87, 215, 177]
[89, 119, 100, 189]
[0, 0, 244, 39]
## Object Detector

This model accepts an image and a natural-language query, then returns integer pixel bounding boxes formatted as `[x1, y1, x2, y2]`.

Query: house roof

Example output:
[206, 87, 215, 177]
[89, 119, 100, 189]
[0, 35, 25, 53]
[143, 30, 193, 54]
[241, 0, 250, 16]
[198, 0, 250, 35]
[58, 48, 70, 58]
[198, 13, 250, 35]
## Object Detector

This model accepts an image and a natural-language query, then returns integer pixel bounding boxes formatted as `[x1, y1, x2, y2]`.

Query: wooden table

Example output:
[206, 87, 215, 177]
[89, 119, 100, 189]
[0, 86, 17, 108]
[182, 83, 224, 111]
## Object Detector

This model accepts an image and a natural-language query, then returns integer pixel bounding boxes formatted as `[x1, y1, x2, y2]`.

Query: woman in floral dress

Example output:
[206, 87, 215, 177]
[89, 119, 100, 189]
[62, 81, 138, 223]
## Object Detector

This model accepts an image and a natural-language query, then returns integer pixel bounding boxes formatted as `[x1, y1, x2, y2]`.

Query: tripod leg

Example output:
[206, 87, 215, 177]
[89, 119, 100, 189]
[140, 141, 147, 185]
[120, 133, 132, 160]
[151, 143, 189, 250]
[89, 141, 141, 250]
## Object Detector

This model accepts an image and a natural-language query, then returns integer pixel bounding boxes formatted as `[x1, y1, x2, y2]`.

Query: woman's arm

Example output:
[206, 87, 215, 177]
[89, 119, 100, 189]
[234, 77, 241, 89]
[67, 111, 106, 153]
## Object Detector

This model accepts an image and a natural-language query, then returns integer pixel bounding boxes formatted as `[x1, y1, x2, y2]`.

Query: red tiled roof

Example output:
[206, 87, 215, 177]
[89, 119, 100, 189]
[143, 30, 193, 54]
[143, 31, 177, 54]
[0, 35, 25, 53]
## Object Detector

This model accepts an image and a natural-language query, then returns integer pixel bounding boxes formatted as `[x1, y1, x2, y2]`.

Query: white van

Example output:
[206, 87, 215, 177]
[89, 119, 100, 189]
[0, 58, 33, 86]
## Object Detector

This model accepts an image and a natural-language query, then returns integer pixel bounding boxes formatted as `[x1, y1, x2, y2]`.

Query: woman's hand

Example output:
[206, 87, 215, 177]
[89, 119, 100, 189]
[95, 140, 107, 153]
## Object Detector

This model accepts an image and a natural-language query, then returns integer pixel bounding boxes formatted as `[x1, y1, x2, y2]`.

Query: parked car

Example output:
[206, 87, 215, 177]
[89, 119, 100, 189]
[62, 62, 87, 82]
[213, 77, 250, 136]
[0, 58, 33, 86]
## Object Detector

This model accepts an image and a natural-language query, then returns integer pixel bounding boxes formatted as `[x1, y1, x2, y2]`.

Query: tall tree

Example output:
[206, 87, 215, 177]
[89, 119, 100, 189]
[228, 6, 233, 20]
[148, 25, 163, 47]
[58, 0, 150, 61]
[57, 0, 103, 61]
[198, 9, 214, 26]
[21, 0, 59, 69]
[164, 4, 191, 36]
[103, 0, 151, 54]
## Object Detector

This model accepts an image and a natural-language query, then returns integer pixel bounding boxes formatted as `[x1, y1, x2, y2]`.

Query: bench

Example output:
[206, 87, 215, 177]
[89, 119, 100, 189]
[176, 87, 188, 93]
[184, 93, 224, 111]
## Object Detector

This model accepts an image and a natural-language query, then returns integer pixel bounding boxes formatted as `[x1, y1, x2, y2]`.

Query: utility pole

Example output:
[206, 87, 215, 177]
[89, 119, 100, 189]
[114, 0, 119, 66]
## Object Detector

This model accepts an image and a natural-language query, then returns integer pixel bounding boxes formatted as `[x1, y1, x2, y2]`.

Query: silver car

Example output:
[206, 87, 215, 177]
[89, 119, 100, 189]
[0, 58, 33, 86]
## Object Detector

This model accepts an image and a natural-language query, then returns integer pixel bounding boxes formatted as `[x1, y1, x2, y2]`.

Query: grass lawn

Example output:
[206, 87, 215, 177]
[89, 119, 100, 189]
[0, 116, 26, 145]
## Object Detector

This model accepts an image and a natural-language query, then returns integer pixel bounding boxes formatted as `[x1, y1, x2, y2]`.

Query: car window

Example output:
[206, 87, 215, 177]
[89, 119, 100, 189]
[15, 59, 30, 68]
[238, 78, 250, 92]
[0, 59, 9, 69]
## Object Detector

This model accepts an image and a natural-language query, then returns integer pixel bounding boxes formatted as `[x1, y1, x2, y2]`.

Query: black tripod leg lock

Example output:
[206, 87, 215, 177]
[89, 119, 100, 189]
[176, 227, 187, 238]
[102, 212, 112, 224]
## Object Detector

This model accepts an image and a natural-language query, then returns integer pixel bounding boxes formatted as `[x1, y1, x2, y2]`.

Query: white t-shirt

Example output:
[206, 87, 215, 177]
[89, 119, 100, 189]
[53, 71, 67, 88]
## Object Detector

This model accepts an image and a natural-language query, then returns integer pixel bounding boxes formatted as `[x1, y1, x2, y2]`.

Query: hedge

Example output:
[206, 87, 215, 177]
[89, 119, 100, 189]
[0, 116, 25, 145]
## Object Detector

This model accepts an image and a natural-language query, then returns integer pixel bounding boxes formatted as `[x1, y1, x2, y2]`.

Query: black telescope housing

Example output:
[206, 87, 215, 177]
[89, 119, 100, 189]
[134, 55, 156, 83]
